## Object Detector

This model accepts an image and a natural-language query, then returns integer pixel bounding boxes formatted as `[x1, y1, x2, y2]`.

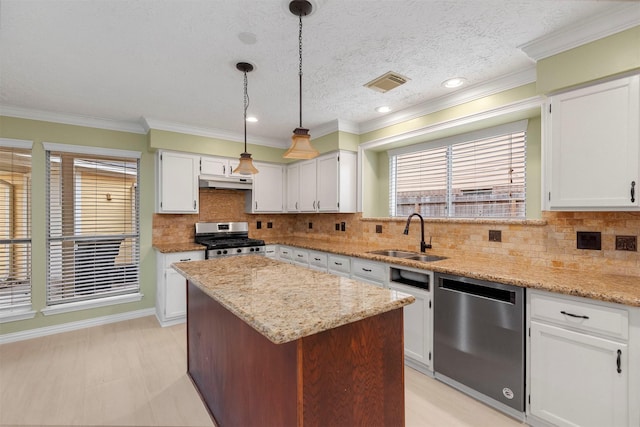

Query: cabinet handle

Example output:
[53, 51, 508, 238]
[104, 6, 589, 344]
[631, 181, 636, 203]
[313, 201, 316, 210]
[297, 254, 304, 258]
[314, 257, 321, 261]
[560, 310, 589, 320]
[295, 202, 298, 210]
[223, 165, 226, 175]
[179, 258, 191, 262]
[334, 262, 342, 266]
[362, 268, 372, 272]
[255, 201, 258, 210]
[617, 349, 622, 373]
[318, 201, 320, 209]
[194, 200, 197, 210]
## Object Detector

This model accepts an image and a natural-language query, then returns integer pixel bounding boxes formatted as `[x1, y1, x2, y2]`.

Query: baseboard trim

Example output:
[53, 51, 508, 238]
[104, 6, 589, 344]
[0, 307, 156, 345]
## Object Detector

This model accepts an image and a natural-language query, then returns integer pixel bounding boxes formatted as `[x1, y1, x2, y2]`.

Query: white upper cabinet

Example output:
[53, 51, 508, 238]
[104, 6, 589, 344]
[286, 150, 357, 213]
[156, 151, 199, 214]
[249, 162, 284, 213]
[200, 155, 229, 177]
[546, 74, 640, 210]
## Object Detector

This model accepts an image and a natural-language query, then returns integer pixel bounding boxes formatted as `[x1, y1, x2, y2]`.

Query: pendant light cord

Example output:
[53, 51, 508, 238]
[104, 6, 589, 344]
[243, 71, 249, 152]
[298, 14, 303, 128]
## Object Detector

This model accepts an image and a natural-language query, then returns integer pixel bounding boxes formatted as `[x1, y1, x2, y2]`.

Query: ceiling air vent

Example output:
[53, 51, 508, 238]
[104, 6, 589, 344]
[364, 71, 410, 93]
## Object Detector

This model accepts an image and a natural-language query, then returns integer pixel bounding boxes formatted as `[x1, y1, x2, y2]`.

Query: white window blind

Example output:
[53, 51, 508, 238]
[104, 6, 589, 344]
[0, 143, 32, 313]
[390, 121, 527, 218]
[46, 148, 140, 305]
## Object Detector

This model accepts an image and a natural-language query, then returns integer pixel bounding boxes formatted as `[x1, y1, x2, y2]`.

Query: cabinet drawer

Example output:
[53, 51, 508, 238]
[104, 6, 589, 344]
[293, 249, 309, 265]
[163, 250, 204, 268]
[308, 251, 327, 270]
[352, 259, 387, 286]
[328, 255, 350, 275]
[531, 291, 628, 340]
[278, 246, 294, 261]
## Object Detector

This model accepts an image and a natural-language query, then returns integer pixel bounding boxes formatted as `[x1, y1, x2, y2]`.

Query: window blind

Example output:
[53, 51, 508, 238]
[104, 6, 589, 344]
[46, 149, 140, 305]
[0, 143, 32, 313]
[390, 121, 527, 218]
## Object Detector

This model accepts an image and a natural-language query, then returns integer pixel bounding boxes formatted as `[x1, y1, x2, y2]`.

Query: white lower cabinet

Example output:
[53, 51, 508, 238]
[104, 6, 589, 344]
[308, 250, 328, 272]
[528, 290, 633, 427]
[156, 250, 204, 326]
[328, 254, 350, 277]
[351, 258, 388, 288]
[388, 267, 433, 373]
[277, 245, 295, 264]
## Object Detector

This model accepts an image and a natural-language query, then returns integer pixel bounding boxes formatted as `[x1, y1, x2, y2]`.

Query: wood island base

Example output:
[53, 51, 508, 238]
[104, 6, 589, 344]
[187, 281, 406, 427]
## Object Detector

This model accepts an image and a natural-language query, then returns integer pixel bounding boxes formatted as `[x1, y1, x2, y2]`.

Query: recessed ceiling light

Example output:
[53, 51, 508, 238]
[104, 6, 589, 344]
[442, 77, 466, 88]
[375, 106, 391, 113]
[246, 116, 258, 122]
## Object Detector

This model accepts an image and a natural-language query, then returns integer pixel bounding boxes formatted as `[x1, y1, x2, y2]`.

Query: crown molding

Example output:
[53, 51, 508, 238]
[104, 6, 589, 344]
[312, 119, 360, 139]
[358, 67, 537, 135]
[141, 117, 287, 148]
[0, 104, 147, 134]
[518, 3, 640, 61]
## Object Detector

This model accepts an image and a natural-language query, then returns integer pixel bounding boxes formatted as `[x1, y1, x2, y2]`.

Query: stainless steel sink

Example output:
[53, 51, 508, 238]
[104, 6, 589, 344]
[368, 249, 416, 258]
[405, 254, 447, 262]
[367, 249, 447, 262]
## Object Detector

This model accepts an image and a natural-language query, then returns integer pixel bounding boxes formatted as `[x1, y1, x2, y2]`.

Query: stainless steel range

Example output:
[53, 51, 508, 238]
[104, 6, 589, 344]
[195, 222, 265, 259]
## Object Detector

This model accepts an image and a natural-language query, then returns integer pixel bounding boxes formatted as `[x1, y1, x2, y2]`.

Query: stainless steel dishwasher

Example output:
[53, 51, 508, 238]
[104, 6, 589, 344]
[434, 273, 525, 419]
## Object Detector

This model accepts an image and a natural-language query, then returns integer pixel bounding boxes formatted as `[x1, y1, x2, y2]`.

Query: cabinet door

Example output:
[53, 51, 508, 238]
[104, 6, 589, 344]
[200, 156, 228, 177]
[549, 75, 639, 209]
[299, 160, 317, 211]
[252, 163, 284, 212]
[158, 151, 199, 213]
[165, 268, 187, 319]
[388, 282, 432, 370]
[316, 153, 339, 212]
[530, 321, 628, 427]
[286, 163, 300, 212]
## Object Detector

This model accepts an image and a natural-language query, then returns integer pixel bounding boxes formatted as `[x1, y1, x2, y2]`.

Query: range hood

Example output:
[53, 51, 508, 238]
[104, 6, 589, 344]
[199, 175, 253, 190]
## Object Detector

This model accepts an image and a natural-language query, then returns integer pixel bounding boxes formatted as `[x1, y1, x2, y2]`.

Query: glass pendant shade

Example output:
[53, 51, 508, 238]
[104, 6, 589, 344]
[283, 128, 319, 159]
[233, 152, 259, 175]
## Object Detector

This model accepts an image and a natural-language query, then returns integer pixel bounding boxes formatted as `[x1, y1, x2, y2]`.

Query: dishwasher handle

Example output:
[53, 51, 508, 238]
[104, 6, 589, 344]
[439, 277, 517, 304]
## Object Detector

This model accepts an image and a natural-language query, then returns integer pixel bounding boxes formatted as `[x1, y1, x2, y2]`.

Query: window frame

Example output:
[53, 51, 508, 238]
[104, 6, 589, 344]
[0, 138, 35, 323]
[42, 143, 142, 314]
[388, 120, 528, 219]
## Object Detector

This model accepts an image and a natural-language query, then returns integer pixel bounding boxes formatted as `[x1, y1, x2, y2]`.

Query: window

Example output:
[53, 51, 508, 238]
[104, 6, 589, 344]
[45, 144, 140, 306]
[390, 120, 527, 218]
[0, 141, 32, 316]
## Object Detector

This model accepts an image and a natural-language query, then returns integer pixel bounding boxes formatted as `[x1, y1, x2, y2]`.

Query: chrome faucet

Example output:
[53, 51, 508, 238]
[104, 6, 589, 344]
[403, 213, 432, 252]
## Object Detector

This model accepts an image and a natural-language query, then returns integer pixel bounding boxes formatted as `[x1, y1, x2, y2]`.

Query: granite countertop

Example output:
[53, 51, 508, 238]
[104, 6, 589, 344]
[172, 256, 415, 344]
[154, 242, 205, 253]
[156, 238, 640, 308]
[269, 238, 640, 308]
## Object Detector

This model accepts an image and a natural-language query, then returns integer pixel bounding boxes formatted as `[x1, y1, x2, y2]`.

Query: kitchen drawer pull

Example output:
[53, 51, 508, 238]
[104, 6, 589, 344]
[616, 349, 622, 373]
[179, 258, 191, 262]
[631, 181, 636, 203]
[297, 254, 304, 258]
[362, 268, 372, 272]
[314, 257, 321, 261]
[560, 310, 589, 320]
[334, 262, 342, 266]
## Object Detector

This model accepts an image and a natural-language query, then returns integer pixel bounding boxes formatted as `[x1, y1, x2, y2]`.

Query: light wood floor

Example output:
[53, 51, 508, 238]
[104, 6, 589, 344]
[0, 316, 524, 426]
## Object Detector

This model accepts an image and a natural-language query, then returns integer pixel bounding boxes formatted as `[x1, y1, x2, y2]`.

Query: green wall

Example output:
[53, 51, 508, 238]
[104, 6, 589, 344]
[0, 116, 155, 335]
[537, 26, 640, 94]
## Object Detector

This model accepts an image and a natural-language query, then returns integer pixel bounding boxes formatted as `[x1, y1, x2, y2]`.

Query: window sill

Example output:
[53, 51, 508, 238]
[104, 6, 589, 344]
[0, 307, 37, 323]
[41, 292, 144, 316]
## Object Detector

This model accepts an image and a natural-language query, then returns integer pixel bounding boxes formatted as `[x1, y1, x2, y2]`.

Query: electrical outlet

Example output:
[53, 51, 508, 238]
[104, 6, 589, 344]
[341, 222, 346, 232]
[267, 222, 273, 229]
[488, 230, 501, 242]
[577, 231, 601, 250]
[376, 225, 383, 233]
[256, 221, 262, 229]
[335, 223, 340, 231]
[615, 235, 637, 251]
[308, 222, 313, 229]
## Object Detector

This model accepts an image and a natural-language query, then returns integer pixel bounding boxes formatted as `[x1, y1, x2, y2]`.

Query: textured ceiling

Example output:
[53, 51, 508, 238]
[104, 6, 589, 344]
[1, 0, 638, 147]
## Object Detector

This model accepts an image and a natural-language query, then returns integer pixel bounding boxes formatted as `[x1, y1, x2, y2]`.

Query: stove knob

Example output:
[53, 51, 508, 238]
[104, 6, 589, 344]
[249, 248, 255, 252]
[255, 247, 261, 252]
[216, 250, 222, 255]
[222, 250, 228, 255]
[236, 248, 242, 253]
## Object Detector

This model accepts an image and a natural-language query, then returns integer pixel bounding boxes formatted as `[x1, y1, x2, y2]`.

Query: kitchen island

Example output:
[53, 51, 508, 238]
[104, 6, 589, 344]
[173, 255, 415, 427]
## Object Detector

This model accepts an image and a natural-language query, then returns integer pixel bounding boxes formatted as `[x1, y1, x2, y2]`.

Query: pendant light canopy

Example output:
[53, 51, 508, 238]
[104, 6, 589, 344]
[283, 0, 319, 160]
[233, 62, 259, 175]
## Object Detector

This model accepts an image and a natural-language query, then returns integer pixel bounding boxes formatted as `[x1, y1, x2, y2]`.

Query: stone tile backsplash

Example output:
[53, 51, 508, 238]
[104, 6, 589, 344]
[153, 189, 640, 277]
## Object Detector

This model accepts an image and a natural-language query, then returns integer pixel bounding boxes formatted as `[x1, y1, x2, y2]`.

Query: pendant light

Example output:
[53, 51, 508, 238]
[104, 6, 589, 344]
[233, 62, 259, 175]
[283, 0, 319, 160]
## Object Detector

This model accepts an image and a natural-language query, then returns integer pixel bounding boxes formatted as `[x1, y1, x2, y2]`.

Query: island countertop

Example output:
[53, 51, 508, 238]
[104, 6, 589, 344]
[173, 255, 415, 344]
